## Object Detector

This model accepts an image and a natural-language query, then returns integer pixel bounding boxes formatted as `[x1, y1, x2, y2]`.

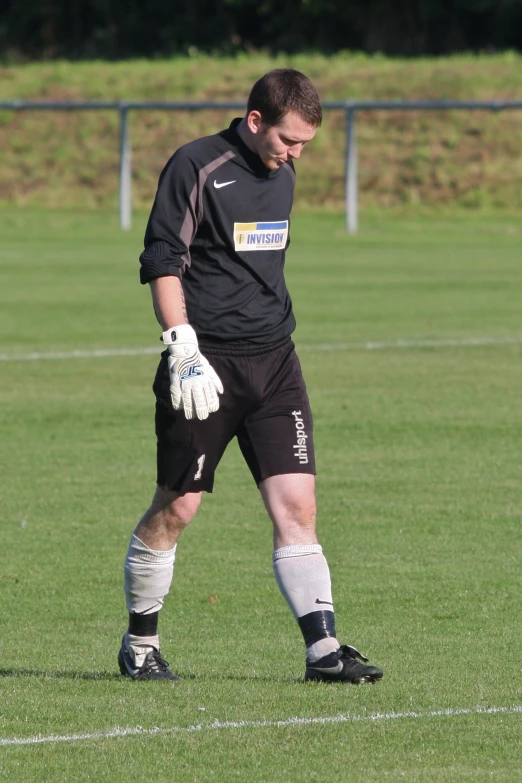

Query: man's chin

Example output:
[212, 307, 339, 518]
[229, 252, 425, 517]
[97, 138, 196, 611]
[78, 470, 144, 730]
[263, 158, 284, 171]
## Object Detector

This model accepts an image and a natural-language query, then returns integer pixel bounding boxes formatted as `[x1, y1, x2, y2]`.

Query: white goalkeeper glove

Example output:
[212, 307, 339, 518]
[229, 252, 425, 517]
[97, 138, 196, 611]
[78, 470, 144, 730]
[162, 324, 223, 420]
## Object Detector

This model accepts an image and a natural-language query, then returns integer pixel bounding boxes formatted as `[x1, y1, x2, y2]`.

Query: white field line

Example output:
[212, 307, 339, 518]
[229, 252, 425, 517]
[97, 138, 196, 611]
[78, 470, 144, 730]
[1, 335, 522, 362]
[0, 347, 161, 362]
[328, 335, 522, 351]
[1, 705, 521, 748]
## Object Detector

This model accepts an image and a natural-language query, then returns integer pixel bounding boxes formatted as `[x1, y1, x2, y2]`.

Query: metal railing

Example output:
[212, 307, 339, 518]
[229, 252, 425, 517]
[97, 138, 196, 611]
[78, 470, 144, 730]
[2, 99, 521, 232]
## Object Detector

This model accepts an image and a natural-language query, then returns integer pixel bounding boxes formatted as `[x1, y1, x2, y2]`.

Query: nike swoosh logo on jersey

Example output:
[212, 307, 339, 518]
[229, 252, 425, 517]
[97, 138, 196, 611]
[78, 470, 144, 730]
[214, 179, 236, 189]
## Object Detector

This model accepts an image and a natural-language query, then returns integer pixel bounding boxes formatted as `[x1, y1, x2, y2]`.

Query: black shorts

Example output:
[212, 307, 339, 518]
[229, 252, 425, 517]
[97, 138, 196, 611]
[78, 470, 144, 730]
[153, 337, 315, 494]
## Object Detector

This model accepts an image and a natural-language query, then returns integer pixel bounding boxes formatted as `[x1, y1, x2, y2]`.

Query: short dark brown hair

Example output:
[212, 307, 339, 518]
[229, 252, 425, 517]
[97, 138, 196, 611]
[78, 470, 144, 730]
[246, 69, 322, 128]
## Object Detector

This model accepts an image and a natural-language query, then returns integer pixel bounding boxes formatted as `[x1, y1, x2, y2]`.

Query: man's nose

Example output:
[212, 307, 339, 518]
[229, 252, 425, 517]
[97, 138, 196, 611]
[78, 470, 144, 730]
[288, 144, 303, 160]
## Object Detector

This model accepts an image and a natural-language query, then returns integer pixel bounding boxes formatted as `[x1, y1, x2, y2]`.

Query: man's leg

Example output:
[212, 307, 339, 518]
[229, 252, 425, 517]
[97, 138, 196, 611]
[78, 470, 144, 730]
[261, 473, 383, 684]
[119, 486, 201, 681]
[261, 473, 339, 660]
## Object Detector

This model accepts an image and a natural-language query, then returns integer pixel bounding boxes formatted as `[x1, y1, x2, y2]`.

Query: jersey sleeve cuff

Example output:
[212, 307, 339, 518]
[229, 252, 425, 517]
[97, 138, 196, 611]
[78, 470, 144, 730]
[139, 263, 184, 285]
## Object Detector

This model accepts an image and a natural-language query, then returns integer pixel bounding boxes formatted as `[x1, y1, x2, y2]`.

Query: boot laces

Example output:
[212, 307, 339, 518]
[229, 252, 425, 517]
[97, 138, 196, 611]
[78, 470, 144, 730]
[142, 649, 171, 675]
[337, 644, 369, 663]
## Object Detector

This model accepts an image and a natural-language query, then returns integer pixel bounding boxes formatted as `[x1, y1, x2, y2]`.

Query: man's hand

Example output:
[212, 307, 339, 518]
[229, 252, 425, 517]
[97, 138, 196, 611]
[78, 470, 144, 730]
[162, 324, 223, 420]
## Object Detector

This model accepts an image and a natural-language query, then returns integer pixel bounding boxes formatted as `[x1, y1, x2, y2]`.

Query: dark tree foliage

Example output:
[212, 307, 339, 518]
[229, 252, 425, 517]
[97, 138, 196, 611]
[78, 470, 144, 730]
[1, 0, 522, 59]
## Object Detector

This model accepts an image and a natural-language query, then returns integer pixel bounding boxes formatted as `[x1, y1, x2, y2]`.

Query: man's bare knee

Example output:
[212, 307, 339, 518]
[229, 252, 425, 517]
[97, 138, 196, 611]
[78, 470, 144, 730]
[136, 487, 202, 548]
[166, 492, 202, 527]
[260, 474, 318, 547]
[282, 498, 317, 540]
[287, 497, 316, 526]
[268, 489, 316, 528]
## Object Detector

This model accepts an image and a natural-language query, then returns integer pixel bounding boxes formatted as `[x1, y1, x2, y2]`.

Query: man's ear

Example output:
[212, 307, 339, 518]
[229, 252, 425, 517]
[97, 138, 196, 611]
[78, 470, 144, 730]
[246, 110, 263, 135]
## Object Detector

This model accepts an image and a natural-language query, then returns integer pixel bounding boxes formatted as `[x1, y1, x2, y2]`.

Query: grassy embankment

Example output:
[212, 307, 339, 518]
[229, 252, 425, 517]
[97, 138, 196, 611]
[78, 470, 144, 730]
[1, 52, 522, 212]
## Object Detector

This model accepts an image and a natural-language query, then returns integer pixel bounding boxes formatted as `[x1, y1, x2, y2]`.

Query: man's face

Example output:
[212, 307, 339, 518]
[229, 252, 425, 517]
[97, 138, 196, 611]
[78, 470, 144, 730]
[250, 111, 318, 171]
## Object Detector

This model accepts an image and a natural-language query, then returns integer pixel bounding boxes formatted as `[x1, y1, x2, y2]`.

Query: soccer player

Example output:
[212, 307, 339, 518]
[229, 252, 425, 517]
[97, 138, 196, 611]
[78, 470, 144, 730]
[118, 69, 383, 684]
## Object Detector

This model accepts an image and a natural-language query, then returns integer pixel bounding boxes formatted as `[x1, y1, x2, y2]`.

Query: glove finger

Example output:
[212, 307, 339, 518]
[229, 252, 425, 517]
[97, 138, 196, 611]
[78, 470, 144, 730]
[209, 367, 224, 395]
[193, 385, 210, 420]
[170, 382, 183, 411]
[182, 384, 194, 420]
[201, 357, 223, 395]
[204, 383, 220, 414]
[207, 398, 220, 414]
[168, 358, 183, 410]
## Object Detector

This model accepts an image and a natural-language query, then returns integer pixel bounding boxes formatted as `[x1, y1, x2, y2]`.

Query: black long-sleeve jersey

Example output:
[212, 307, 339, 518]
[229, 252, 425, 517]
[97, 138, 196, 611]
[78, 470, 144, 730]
[139, 118, 297, 343]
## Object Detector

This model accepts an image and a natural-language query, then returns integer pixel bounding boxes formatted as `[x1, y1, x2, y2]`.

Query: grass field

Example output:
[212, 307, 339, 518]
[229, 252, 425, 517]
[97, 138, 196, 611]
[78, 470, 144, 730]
[1, 208, 521, 781]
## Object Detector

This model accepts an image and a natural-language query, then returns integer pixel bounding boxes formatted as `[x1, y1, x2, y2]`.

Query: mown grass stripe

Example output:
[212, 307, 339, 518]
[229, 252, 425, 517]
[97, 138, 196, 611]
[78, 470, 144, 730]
[1, 705, 520, 747]
[1, 335, 522, 362]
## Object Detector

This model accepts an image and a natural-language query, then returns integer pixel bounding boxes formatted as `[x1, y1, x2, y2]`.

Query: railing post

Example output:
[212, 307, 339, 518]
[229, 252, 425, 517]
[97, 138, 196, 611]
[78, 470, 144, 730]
[345, 106, 358, 234]
[119, 105, 132, 230]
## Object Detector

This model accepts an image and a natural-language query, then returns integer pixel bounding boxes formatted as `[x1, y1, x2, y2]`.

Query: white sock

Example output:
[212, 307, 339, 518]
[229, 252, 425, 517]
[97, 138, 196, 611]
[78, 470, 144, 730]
[306, 637, 340, 662]
[123, 534, 176, 615]
[273, 544, 339, 661]
[124, 632, 160, 667]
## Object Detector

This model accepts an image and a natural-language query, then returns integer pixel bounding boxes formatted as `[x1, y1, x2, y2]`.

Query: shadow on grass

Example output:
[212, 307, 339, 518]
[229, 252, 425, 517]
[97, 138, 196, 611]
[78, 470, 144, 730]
[0, 668, 302, 684]
[180, 672, 303, 684]
[0, 668, 122, 681]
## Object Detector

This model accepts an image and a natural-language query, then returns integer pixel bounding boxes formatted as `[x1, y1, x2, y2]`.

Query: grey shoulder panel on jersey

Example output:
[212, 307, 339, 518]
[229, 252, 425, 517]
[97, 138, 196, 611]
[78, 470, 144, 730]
[178, 150, 237, 271]
[196, 150, 236, 223]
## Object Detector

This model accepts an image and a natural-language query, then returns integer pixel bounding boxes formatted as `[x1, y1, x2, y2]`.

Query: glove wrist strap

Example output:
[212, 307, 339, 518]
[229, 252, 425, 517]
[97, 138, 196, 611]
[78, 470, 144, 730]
[161, 324, 197, 346]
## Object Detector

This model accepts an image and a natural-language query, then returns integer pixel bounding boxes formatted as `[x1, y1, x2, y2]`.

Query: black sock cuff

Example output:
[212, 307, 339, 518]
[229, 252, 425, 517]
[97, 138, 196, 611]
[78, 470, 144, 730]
[128, 611, 159, 637]
[297, 610, 336, 647]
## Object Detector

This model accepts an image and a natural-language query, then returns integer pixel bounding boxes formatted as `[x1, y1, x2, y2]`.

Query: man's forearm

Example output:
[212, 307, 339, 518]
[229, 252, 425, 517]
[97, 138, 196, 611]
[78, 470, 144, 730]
[149, 276, 188, 330]
[151, 275, 223, 420]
